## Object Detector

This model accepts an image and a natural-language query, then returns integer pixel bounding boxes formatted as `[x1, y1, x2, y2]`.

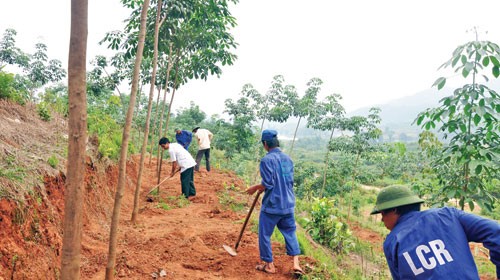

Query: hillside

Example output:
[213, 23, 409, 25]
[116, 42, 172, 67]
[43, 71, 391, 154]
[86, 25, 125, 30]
[0, 101, 329, 279]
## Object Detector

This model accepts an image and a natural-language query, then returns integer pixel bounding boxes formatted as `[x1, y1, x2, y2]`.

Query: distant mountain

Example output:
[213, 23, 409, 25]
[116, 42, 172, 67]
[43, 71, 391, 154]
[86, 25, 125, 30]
[348, 87, 453, 126]
[348, 79, 500, 142]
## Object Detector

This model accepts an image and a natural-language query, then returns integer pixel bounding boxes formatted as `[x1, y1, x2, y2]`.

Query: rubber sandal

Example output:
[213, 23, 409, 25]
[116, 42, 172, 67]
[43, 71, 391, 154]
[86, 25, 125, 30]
[292, 268, 304, 278]
[255, 263, 276, 274]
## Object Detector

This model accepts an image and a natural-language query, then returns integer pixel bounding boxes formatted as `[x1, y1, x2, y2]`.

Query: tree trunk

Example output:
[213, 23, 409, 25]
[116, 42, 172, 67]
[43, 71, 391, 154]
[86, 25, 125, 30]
[156, 61, 179, 190]
[347, 152, 361, 222]
[251, 117, 267, 184]
[289, 116, 302, 158]
[320, 128, 335, 198]
[132, 0, 163, 223]
[148, 85, 162, 165]
[60, 0, 88, 278]
[155, 43, 174, 184]
[162, 57, 180, 137]
[105, 0, 150, 278]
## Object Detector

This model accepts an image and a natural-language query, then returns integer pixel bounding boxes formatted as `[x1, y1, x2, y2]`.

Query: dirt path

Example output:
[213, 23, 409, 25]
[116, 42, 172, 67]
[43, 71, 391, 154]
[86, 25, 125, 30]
[82, 157, 301, 280]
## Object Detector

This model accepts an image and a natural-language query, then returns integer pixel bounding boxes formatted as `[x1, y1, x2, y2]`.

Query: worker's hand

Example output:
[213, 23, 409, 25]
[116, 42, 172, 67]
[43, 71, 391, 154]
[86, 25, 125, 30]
[245, 186, 257, 195]
[246, 185, 263, 195]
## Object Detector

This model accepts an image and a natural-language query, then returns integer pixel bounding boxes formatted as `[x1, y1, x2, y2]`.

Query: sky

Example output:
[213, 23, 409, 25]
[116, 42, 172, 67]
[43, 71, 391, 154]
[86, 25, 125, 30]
[1, 0, 500, 117]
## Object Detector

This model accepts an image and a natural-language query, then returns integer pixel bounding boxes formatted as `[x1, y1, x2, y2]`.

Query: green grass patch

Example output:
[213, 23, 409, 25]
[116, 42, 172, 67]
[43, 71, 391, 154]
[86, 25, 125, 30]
[47, 154, 59, 168]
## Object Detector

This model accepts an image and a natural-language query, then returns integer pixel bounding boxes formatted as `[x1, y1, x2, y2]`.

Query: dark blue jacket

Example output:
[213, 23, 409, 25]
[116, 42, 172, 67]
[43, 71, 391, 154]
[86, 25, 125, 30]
[260, 148, 295, 215]
[175, 130, 192, 150]
[384, 207, 500, 279]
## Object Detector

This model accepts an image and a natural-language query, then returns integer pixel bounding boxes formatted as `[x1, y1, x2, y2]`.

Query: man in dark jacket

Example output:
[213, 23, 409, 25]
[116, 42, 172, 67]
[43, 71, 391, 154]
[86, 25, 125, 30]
[371, 185, 500, 280]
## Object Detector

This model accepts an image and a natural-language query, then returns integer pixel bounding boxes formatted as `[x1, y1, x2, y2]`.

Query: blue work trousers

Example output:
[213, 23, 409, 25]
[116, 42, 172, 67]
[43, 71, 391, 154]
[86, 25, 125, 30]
[258, 211, 301, 262]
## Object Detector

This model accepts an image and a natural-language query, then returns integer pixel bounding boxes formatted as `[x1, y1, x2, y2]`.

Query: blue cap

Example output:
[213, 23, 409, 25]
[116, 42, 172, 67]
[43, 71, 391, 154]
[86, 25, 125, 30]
[261, 129, 278, 141]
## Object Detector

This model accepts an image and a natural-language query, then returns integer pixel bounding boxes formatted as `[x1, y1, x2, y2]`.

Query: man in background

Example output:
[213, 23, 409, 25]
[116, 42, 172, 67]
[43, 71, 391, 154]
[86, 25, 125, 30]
[175, 128, 193, 150]
[159, 137, 196, 200]
[192, 127, 213, 172]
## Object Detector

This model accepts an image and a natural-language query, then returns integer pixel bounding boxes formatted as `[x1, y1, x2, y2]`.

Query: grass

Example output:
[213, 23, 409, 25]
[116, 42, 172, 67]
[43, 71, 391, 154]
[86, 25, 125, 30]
[47, 154, 58, 168]
[153, 195, 190, 210]
[217, 183, 247, 212]
[0, 156, 26, 182]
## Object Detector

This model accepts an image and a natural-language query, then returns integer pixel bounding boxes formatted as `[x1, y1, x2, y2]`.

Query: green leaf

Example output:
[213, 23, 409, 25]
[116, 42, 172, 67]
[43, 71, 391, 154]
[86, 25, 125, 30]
[469, 201, 475, 212]
[459, 123, 467, 132]
[461, 55, 467, 65]
[482, 56, 490, 66]
[475, 164, 482, 175]
[432, 77, 446, 90]
[493, 66, 500, 78]
[462, 66, 471, 78]
[451, 55, 461, 67]
[473, 114, 481, 126]
[490, 55, 500, 66]
[449, 105, 456, 114]
[416, 115, 425, 125]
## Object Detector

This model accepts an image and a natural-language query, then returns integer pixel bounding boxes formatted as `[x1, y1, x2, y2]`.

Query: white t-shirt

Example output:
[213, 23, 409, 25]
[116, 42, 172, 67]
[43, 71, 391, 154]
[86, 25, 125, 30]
[195, 128, 213, 150]
[168, 143, 196, 172]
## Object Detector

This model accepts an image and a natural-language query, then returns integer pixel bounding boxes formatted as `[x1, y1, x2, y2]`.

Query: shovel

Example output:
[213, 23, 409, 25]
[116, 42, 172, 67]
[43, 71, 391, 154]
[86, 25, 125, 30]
[223, 190, 263, 256]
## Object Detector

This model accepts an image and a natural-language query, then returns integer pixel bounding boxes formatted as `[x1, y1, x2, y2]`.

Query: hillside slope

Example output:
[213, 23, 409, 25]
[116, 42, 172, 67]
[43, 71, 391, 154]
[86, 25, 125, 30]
[0, 101, 315, 279]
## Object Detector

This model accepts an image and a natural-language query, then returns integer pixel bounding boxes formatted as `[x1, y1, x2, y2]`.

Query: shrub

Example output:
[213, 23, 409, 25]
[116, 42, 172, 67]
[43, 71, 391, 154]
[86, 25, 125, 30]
[305, 197, 355, 254]
[36, 103, 52, 121]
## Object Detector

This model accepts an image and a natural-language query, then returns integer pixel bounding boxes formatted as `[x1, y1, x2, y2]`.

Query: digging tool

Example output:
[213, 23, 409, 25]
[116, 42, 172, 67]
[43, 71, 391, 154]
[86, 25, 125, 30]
[146, 168, 180, 195]
[223, 190, 263, 256]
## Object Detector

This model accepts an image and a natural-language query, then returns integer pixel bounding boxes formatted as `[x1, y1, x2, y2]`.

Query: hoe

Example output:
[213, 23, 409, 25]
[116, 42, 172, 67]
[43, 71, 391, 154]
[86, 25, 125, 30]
[223, 190, 263, 256]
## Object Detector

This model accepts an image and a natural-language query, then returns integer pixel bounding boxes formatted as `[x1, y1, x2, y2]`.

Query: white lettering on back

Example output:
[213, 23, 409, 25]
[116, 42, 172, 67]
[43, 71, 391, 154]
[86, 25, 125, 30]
[416, 245, 436, 269]
[403, 251, 425, 276]
[428, 239, 453, 265]
[403, 239, 454, 276]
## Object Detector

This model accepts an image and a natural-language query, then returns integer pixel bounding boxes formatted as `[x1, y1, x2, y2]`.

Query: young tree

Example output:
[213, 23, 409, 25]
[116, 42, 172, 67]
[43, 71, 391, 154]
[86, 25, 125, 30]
[105, 0, 150, 278]
[416, 37, 500, 211]
[288, 77, 321, 157]
[60, 0, 88, 278]
[0, 29, 29, 69]
[307, 93, 346, 198]
[331, 108, 382, 220]
[24, 42, 66, 101]
[223, 95, 258, 158]
[132, 0, 165, 223]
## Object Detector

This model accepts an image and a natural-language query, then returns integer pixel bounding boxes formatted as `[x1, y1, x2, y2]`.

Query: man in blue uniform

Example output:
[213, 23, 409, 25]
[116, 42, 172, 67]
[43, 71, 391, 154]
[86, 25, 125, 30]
[246, 129, 304, 277]
[370, 185, 500, 280]
[175, 128, 193, 150]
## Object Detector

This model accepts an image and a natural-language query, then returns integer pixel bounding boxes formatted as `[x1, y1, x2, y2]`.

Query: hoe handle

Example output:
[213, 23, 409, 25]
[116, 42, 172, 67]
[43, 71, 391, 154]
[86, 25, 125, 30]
[234, 190, 263, 250]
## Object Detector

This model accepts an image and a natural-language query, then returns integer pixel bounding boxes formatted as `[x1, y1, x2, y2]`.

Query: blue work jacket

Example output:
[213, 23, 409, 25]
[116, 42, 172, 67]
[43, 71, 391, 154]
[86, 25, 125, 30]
[260, 148, 295, 215]
[175, 130, 192, 149]
[384, 207, 500, 279]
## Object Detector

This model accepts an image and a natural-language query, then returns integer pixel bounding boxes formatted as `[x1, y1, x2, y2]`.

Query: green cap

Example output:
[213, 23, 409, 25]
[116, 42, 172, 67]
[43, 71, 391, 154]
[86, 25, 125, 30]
[370, 185, 424, 215]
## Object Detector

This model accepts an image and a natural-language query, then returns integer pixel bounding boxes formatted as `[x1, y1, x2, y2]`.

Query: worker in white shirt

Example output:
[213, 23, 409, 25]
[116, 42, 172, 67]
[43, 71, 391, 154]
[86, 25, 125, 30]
[192, 127, 213, 172]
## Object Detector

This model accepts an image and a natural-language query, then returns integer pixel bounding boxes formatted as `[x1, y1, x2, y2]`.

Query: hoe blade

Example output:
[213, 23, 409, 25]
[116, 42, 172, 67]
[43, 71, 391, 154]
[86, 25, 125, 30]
[223, 244, 237, 256]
